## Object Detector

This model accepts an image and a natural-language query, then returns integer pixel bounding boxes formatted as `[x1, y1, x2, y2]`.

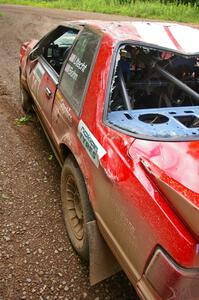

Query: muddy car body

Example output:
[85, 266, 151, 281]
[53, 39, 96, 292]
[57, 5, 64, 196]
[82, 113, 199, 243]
[20, 21, 199, 300]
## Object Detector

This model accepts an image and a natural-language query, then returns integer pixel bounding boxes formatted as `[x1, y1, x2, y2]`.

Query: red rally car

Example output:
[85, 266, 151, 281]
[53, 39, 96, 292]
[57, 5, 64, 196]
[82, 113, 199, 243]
[19, 20, 199, 299]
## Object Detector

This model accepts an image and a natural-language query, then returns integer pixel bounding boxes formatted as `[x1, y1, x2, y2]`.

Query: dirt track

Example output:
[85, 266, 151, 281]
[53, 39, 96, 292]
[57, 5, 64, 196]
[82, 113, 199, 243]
[0, 5, 139, 300]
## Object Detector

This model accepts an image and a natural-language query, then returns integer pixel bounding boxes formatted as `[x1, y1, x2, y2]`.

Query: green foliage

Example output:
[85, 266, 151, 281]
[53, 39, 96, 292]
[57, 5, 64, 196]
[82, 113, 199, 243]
[0, 0, 199, 23]
[15, 115, 32, 126]
[48, 154, 53, 161]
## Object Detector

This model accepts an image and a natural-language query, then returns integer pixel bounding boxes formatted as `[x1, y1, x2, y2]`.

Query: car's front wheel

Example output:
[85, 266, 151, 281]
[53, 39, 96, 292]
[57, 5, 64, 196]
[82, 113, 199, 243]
[61, 155, 94, 261]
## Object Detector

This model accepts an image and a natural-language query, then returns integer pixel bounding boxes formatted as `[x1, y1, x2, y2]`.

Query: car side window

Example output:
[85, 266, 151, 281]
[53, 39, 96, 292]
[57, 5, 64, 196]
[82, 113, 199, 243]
[41, 26, 79, 74]
[59, 29, 100, 115]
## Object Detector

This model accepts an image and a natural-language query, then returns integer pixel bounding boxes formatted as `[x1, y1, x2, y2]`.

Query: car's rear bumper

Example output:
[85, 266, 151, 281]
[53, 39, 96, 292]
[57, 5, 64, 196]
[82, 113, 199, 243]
[137, 248, 199, 300]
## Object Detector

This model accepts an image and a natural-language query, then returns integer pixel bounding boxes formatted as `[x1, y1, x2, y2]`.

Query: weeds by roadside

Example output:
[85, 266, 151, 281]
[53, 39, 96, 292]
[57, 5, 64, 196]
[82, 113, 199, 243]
[15, 115, 32, 126]
[48, 154, 53, 161]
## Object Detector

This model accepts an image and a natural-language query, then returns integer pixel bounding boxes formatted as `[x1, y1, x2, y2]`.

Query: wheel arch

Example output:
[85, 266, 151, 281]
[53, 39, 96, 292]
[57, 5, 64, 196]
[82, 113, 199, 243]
[59, 142, 89, 181]
[59, 143, 72, 164]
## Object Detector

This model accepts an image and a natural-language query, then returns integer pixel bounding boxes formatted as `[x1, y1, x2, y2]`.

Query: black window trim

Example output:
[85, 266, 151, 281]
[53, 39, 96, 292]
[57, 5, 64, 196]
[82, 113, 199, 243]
[58, 25, 103, 117]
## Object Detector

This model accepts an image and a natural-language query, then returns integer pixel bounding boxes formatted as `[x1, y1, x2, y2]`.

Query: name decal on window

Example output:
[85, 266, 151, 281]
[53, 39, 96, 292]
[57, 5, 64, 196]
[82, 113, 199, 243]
[69, 53, 87, 73]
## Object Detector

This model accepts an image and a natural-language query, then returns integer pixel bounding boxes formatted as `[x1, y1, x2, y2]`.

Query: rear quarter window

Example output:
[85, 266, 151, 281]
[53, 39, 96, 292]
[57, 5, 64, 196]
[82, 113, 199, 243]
[60, 29, 100, 115]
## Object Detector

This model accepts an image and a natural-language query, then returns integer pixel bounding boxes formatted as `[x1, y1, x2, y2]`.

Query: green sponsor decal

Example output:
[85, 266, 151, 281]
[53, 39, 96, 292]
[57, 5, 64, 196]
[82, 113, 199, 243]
[79, 126, 98, 161]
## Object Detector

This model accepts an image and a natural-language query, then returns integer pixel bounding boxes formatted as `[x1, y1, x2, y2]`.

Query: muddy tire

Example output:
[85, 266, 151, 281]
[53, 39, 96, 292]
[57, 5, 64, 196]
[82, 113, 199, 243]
[20, 81, 33, 113]
[61, 155, 94, 261]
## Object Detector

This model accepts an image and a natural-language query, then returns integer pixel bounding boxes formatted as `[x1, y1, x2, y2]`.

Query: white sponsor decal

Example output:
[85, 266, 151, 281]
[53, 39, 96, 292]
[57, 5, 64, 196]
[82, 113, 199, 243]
[65, 54, 88, 82]
[33, 63, 45, 82]
[65, 63, 78, 81]
[69, 54, 87, 73]
[78, 120, 106, 167]
[69, 53, 76, 63]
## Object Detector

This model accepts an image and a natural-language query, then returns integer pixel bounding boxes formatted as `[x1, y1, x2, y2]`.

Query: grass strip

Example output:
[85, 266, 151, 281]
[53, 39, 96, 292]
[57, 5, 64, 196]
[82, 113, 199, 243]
[0, 0, 199, 23]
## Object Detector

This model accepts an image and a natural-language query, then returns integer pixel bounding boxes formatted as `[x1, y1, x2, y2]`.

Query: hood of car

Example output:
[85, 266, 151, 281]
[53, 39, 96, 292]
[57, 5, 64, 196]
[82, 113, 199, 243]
[129, 139, 199, 195]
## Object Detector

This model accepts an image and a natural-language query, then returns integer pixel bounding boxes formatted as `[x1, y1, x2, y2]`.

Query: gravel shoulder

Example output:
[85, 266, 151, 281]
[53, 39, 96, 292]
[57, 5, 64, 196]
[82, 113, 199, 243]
[0, 5, 139, 300]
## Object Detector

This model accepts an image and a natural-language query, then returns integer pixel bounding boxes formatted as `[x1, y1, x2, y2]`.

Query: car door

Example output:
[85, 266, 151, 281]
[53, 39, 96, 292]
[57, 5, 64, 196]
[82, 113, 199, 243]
[51, 28, 101, 153]
[27, 26, 79, 132]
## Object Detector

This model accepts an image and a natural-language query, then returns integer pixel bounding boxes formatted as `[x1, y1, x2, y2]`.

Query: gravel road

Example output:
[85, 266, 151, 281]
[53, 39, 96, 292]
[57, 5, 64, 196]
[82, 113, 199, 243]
[0, 5, 140, 300]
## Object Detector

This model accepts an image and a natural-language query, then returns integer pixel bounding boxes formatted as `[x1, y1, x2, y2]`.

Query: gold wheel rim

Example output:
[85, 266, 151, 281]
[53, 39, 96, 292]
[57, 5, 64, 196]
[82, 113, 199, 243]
[65, 175, 84, 241]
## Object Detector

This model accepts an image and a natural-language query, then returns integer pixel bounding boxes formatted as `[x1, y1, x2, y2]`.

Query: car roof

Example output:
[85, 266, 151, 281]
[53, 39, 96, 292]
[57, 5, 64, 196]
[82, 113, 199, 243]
[71, 20, 199, 55]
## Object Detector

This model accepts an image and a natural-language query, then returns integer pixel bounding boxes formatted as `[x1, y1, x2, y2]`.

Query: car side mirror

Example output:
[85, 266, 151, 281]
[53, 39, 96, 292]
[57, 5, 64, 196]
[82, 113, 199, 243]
[29, 46, 41, 61]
